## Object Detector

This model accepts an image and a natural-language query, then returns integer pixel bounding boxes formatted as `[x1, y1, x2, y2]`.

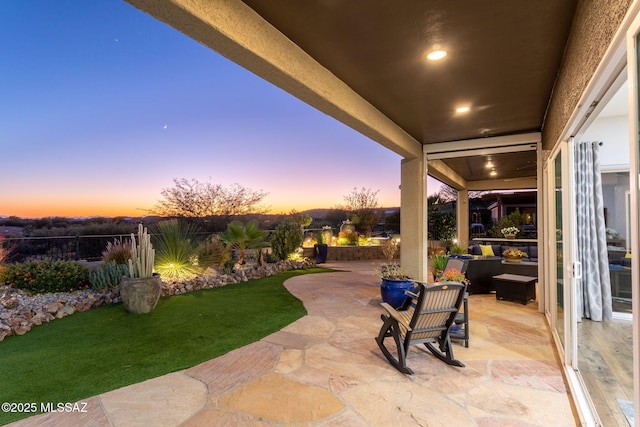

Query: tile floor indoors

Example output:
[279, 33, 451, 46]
[9, 261, 578, 427]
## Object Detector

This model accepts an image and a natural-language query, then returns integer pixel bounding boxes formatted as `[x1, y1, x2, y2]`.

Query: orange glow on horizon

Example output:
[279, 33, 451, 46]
[2, 197, 401, 219]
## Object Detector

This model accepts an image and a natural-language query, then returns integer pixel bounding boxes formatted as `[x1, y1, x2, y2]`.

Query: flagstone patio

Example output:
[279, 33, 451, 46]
[9, 261, 577, 426]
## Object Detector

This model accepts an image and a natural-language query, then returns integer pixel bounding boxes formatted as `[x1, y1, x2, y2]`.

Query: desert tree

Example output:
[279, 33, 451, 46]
[341, 187, 380, 234]
[151, 178, 269, 229]
[287, 210, 312, 228]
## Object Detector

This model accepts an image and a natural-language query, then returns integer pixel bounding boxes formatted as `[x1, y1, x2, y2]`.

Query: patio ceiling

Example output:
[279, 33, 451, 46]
[239, 0, 577, 188]
[127, 0, 578, 187]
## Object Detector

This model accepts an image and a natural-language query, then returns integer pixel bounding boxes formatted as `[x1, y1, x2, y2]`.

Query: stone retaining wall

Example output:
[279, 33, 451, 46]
[302, 245, 400, 261]
[0, 259, 315, 342]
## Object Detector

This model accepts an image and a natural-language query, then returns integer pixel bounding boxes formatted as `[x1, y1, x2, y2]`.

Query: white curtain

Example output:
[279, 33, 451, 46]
[574, 141, 612, 321]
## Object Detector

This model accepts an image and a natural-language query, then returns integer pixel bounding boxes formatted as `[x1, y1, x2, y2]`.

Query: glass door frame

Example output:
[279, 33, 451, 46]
[626, 12, 640, 425]
[545, 139, 605, 425]
[545, 140, 576, 360]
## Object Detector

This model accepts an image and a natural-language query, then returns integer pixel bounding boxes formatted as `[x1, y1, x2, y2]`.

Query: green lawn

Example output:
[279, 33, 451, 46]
[0, 268, 329, 425]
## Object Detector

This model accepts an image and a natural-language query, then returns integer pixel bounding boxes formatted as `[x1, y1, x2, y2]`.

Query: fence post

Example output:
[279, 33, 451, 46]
[75, 235, 80, 260]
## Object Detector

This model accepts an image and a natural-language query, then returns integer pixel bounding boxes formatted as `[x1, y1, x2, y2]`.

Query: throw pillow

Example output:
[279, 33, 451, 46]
[480, 245, 494, 256]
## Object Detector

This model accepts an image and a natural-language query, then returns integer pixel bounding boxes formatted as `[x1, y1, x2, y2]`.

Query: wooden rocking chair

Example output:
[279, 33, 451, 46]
[375, 281, 467, 375]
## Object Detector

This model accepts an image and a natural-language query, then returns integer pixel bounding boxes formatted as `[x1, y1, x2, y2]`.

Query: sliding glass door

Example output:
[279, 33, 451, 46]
[547, 141, 575, 359]
[626, 17, 640, 427]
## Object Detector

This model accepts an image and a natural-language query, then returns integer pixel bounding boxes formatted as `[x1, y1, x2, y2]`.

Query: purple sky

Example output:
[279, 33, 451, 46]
[0, 1, 441, 218]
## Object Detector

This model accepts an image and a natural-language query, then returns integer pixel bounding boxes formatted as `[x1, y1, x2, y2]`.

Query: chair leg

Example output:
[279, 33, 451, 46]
[424, 335, 465, 368]
[375, 315, 414, 375]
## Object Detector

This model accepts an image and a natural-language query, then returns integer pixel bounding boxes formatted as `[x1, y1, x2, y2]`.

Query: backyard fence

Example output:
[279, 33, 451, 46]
[1, 234, 135, 263]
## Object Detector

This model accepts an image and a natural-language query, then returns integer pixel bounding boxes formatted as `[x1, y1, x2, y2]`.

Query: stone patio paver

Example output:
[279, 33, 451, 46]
[7, 261, 578, 427]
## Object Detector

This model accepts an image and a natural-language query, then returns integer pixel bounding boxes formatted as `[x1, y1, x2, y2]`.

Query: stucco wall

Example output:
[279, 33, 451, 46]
[542, 0, 632, 150]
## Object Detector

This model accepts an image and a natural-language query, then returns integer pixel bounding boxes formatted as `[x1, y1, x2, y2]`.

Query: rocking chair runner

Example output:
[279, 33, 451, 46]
[375, 281, 467, 375]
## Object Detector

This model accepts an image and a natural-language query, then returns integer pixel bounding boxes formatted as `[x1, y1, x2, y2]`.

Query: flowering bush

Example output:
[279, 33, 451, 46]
[436, 268, 469, 284]
[501, 226, 519, 235]
[503, 248, 527, 258]
[0, 259, 89, 294]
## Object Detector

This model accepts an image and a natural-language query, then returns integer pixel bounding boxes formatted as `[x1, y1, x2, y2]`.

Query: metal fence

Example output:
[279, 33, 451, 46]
[2, 234, 135, 263]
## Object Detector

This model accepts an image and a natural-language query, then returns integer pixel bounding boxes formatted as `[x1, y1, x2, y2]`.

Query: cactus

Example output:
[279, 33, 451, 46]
[128, 223, 155, 278]
[88, 261, 129, 292]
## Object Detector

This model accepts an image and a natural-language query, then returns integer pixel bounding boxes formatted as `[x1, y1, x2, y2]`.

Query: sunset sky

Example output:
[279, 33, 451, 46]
[1, 1, 440, 219]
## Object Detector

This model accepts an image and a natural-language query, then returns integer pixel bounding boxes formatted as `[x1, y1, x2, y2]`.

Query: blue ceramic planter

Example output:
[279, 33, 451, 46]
[380, 278, 414, 309]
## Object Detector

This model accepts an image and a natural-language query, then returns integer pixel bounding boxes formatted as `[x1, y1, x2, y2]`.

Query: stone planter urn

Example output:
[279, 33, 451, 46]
[504, 256, 522, 263]
[122, 223, 160, 314]
[503, 233, 516, 239]
[120, 274, 162, 314]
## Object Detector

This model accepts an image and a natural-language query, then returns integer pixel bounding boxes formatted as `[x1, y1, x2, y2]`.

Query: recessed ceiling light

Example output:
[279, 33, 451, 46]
[456, 106, 470, 113]
[427, 50, 447, 61]
[490, 170, 497, 176]
[485, 161, 494, 169]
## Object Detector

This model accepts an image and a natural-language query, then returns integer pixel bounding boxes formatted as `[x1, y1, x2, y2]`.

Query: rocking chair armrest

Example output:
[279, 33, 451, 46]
[380, 302, 412, 330]
[403, 290, 419, 299]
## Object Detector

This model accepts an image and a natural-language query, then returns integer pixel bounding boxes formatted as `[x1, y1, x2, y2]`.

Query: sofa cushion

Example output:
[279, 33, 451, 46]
[529, 246, 538, 261]
[492, 244, 502, 257]
[480, 245, 495, 256]
[469, 245, 482, 255]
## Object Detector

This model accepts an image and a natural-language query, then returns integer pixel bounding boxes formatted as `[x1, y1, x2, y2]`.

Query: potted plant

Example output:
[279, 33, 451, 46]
[503, 247, 527, 263]
[120, 223, 162, 314]
[435, 268, 469, 285]
[314, 228, 329, 264]
[429, 253, 448, 279]
[376, 239, 413, 308]
[434, 267, 469, 333]
[501, 226, 519, 239]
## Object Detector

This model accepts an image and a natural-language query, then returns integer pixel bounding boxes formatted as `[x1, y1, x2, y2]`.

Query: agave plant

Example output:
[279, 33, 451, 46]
[220, 220, 270, 265]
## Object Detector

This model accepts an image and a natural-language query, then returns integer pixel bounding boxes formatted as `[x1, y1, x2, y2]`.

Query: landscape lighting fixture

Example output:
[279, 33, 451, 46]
[427, 50, 447, 61]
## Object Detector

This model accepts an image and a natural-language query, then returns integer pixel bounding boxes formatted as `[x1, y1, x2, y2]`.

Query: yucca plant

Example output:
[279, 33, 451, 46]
[152, 219, 203, 280]
[220, 220, 269, 265]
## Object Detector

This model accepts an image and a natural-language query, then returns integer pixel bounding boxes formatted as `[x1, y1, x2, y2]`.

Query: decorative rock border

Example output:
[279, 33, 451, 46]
[0, 258, 315, 342]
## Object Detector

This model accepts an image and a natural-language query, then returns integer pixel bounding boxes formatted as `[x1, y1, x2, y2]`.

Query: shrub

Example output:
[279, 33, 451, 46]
[427, 211, 456, 241]
[0, 260, 89, 294]
[489, 208, 526, 238]
[197, 235, 231, 269]
[0, 235, 16, 276]
[270, 222, 303, 261]
[153, 219, 203, 281]
[88, 261, 129, 292]
[220, 221, 269, 265]
[101, 238, 131, 266]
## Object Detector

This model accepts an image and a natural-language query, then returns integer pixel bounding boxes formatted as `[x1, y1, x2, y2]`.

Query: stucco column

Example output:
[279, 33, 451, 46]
[457, 189, 469, 250]
[400, 154, 428, 281]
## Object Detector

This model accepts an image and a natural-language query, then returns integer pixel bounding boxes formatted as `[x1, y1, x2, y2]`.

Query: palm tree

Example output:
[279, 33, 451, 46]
[220, 220, 269, 265]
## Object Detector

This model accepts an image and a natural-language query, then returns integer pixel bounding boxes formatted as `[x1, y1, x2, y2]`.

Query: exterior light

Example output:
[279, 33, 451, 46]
[456, 106, 470, 113]
[485, 161, 494, 169]
[490, 170, 497, 176]
[427, 50, 447, 61]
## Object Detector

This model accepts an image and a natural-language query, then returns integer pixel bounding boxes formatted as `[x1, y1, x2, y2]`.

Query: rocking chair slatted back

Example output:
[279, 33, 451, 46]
[443, 257, 469, 274]
[376, 281, 467, 374]
[410, 283, 465, 341]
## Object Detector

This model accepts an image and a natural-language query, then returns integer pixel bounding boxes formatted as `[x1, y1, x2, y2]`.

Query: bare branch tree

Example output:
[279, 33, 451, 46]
[150, 179, 269, 225]
[342, 187, 380, 234]
[343, 187, 379, 211]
